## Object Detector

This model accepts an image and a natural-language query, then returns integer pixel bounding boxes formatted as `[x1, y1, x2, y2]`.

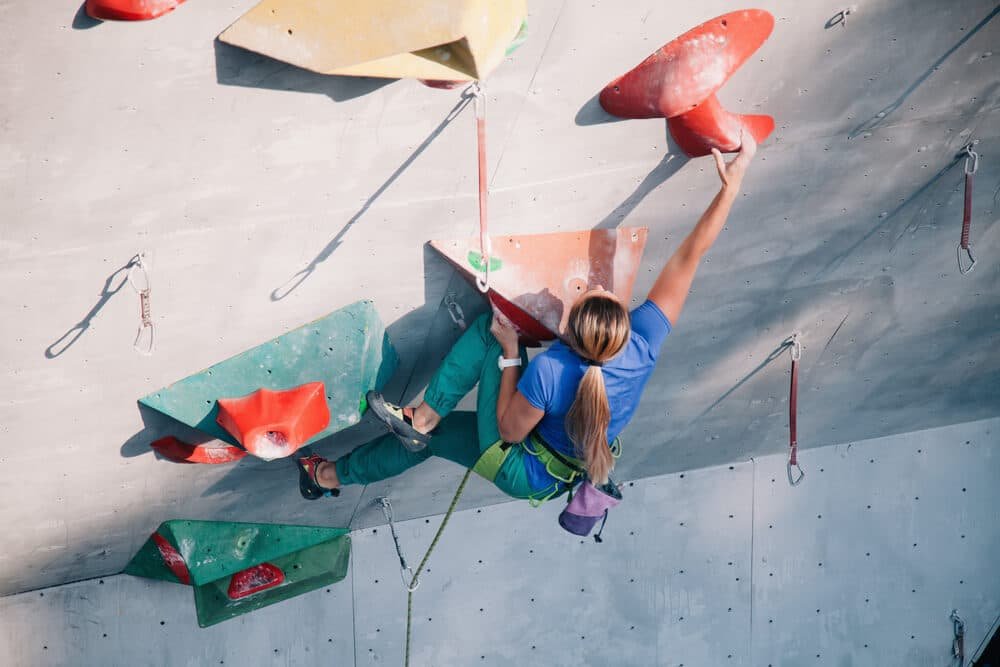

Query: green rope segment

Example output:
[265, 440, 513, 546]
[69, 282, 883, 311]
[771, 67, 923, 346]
[404, 468, 473, 667]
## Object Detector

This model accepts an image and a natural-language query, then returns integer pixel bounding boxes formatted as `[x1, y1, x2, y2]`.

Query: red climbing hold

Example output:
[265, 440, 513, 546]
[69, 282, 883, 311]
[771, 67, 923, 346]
[486, 291, 556, 347]
[152, 532, 191, 585]
[85, 0, 185, 21]
[599, 9, 775, 156]
[227, 563, 286, 600]
[667, 95, 775, 158]
[215, 383, 330, 461]
[151, 436, 249, 465]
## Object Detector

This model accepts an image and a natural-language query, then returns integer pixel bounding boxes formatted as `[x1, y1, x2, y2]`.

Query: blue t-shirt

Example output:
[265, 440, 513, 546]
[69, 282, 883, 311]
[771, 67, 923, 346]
[516, 300, 671, 490]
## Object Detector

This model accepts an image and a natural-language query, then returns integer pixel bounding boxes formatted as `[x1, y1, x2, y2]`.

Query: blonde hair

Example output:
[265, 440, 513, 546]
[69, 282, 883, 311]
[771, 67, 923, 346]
[564, 294, 631, 485]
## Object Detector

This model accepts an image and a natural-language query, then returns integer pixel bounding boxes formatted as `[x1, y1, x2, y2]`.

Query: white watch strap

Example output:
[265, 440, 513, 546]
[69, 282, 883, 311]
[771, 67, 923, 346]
[498, 355, 522, 370]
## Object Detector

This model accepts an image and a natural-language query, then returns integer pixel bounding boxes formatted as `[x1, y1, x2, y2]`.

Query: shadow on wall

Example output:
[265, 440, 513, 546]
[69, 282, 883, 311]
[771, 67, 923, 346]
[44, 255, 140, 359]
[802, 94, 1000, 283]
[213, 39, 394, 103]
[847, 4, 1000, 140]
[576, 91, 690, 229]
[270, 91, 478, 301]
[595, 150, 686, 229]
[71, 3, 101, 30]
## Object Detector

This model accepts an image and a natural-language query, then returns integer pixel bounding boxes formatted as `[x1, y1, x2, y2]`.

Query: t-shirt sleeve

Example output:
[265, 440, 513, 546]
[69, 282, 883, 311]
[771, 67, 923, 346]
[517, 355, 554, 411]
[630, 300, 672, 352]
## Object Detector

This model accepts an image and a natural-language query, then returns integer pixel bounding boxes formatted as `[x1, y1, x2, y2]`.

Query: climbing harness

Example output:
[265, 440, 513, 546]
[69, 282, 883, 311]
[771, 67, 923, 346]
[378, 469, 473, 667]
[958, 142, 979, 275]
[443, 292, 467, 330]
[127, 252, 154, 355]
[786, 333, 804, 486]
[951, 609, 965, 666]
[471, 81, 492, 293]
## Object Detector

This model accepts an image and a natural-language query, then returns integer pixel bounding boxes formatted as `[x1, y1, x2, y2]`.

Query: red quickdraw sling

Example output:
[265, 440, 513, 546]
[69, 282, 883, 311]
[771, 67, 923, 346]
[787, 334, 804, 485]
[958, 143, 978, 275]
[472, 82, 491, 293]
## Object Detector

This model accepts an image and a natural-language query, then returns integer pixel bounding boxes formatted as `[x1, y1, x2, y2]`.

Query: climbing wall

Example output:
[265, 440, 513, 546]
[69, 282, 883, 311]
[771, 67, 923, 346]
[0, 0, 998, 647]
[1, 418, 996, 665]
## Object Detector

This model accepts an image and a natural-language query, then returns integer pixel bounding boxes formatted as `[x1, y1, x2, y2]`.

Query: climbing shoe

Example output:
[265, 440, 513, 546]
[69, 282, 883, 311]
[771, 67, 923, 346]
[297, 454, 340, 500]
[365, 391, 431, 452]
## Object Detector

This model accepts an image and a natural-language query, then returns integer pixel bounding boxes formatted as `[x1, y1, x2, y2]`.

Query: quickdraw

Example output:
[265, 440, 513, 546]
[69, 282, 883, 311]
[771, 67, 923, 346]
[829, 5, 858, 28]
[471, 81, 492, 293]
[958, 142, 979, 275]
[443, 292, 467, 330]
[951, 609, 965, 666]
[786, 333, 804, 486]
[377, 497, 417, 592]
[127, 252, 154, 355]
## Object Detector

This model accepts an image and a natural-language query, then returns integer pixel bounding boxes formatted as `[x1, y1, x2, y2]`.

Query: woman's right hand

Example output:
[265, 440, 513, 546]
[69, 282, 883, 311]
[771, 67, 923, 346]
[711, 130, 757, 190]
[490, 307, 520, 358]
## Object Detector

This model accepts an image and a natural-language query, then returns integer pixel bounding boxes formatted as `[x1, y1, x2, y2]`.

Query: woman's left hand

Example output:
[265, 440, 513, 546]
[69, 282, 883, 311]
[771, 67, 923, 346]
[490, 307, 520, 357]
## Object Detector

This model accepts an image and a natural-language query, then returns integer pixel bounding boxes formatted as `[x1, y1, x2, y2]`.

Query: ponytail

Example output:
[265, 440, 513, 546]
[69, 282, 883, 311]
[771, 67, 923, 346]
[564, 295, 631, 485]
[566, 365, 615, 484]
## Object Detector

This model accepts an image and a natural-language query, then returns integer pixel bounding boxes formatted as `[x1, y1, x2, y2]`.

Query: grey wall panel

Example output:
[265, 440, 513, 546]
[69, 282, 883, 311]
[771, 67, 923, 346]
[0, 573, 355, 667]
[343, 459, 755, 666]
[751, 418, 1000, 666]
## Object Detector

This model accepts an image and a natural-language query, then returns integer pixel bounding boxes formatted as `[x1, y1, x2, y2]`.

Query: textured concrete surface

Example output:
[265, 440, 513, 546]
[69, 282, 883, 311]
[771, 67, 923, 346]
[1, 418, 997, 665]
[0, 0, 998, 600]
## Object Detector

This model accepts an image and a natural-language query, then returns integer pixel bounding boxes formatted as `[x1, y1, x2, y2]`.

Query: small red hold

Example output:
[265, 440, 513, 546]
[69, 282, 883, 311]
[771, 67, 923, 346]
[152, 532, 191, 585]
[420, 80, 466, 90]
[151, 436, 248, 465]
[85, 0, 185, 21]
[599, 9, 775, 156]
[215, 383, 330, 461]
[488, 291, 555, 347]
[227, 563, 285, 600]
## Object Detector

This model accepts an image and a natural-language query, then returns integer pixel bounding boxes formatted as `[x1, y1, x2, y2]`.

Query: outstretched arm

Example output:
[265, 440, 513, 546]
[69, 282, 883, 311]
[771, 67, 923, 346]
[647, 133, 757, 324]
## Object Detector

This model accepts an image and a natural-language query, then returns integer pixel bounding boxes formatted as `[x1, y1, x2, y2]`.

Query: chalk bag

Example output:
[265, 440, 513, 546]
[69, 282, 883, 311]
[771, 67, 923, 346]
[558, 478, 622, 543]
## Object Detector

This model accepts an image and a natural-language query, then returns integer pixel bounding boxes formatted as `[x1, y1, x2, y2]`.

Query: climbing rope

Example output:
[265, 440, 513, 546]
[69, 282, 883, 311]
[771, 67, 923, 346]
[378, 468, 473, 667]
[958, 142, 979, 275]
[951, 609, 965, 666]
[127, 252, 154, 355]
[471, 81, 492, 293]
[786, 333, 804, 486]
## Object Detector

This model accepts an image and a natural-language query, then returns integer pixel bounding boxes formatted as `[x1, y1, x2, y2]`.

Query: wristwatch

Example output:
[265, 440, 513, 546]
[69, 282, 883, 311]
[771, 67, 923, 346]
[498, 355, 522, 370]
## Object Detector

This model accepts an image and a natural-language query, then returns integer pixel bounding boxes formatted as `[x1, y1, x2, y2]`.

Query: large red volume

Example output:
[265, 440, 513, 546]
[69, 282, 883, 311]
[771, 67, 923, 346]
[599, 9, 775, 156]
[215, 383, 330, 461]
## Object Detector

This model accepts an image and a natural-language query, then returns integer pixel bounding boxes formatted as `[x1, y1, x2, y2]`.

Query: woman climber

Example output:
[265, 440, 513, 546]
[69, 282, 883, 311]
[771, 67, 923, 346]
[296, 133, 757, 502]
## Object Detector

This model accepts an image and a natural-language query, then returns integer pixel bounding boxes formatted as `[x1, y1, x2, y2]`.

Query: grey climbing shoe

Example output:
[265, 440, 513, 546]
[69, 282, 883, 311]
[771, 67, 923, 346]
[366, 391, 431, 452]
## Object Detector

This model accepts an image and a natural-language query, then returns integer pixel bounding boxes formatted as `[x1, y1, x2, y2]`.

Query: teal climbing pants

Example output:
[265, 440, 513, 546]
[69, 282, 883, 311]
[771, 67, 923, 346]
[334, 313, 542, 499]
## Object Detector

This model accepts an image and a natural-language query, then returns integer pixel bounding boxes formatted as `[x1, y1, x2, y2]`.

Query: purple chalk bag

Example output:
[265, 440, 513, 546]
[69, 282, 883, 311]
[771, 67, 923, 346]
[558, 478, 622, 543]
